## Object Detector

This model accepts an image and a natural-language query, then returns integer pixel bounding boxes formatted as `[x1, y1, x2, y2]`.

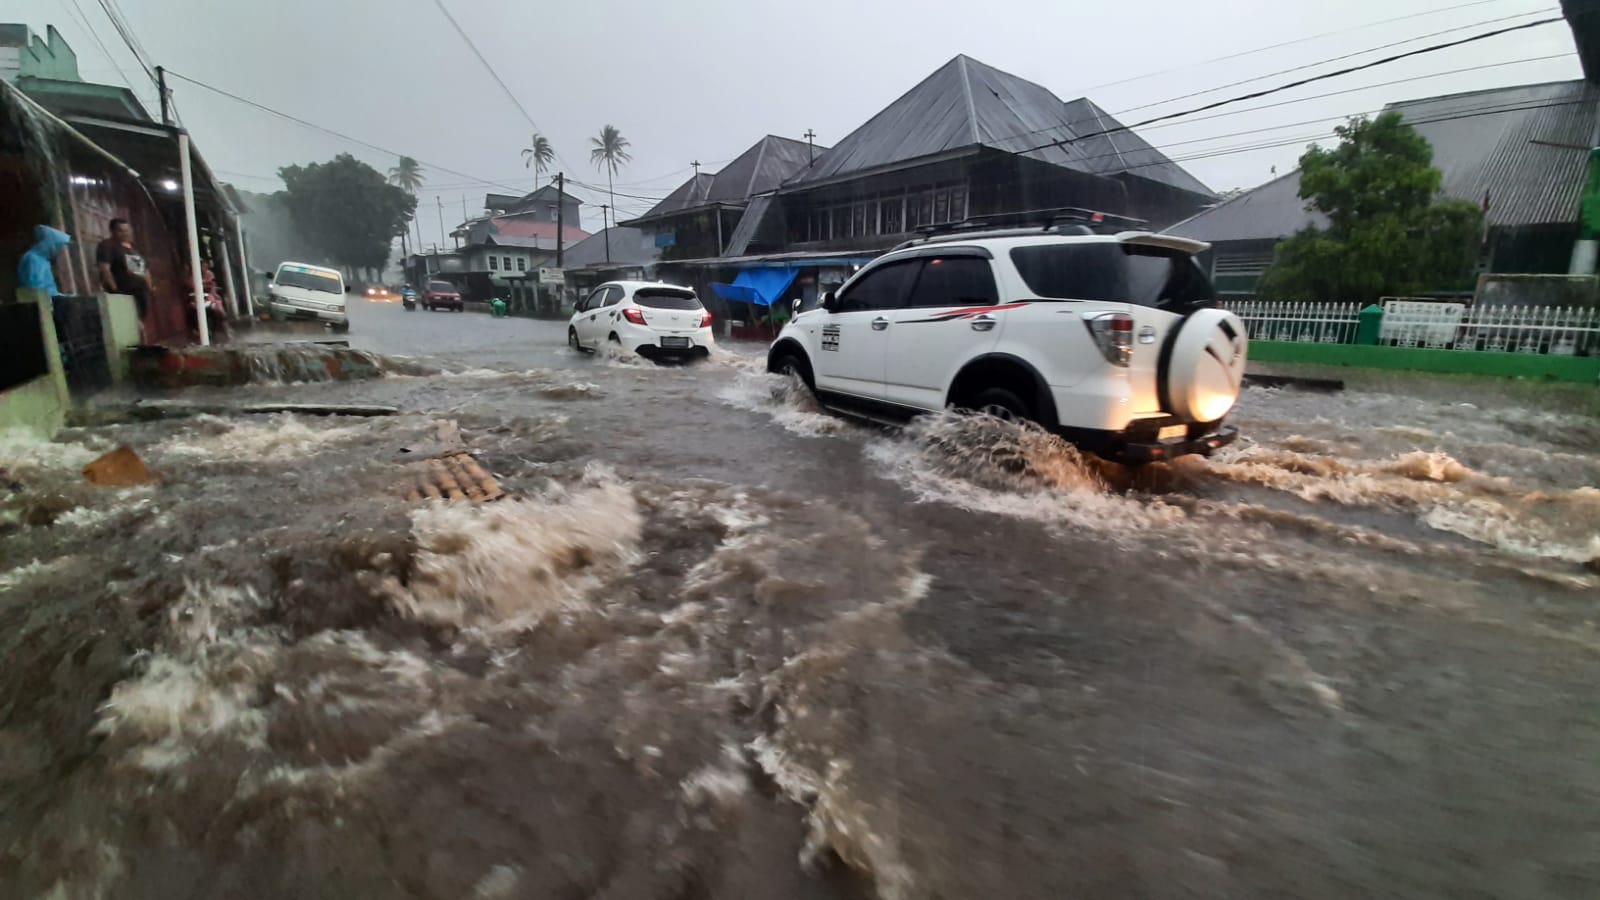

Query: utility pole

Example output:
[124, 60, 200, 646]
[462, 195, 468, 221]
[437, 196, 446, 248]
[555, 172, 565, 267]
[803, 128, 816, 165]
[601, 204, 611, 263]
[156, 66, 171, 126]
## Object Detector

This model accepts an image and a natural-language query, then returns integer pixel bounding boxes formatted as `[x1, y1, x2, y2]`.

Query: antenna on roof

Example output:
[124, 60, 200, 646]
[803, 129, 817, 165]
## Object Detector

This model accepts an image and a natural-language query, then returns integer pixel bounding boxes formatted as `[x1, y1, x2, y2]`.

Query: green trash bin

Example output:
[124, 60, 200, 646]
[1355, 304, 1384, 345]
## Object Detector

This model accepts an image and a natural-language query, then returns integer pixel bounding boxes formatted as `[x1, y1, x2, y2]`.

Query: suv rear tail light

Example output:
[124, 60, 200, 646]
[1084, 312, 1133, 367]
[622, 307, 647, 326]
[699, 311, 713, 328]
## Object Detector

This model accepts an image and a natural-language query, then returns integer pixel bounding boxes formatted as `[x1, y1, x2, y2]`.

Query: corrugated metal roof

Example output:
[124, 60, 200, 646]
[563, 226, 660, 268]
[1169, 79, 1600, 242]
[784, 54, 1110, 187]
[722, 195, 775, 256]
[1060, 97, 1213, 197]
[707, 136, 818, 203]
[630, 173, 715, 221]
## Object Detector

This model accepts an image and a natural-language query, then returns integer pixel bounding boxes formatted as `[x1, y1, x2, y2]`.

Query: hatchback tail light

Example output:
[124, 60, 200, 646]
[1084, 312, 1133, 367]
[622, 307, 648, 326]
[699, 311, 713, 328]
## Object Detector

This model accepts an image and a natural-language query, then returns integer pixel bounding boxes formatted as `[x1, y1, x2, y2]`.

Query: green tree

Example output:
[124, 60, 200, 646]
[521, 133, 554, 184]
[278, 153, 417, 279]
[589, 124, 632, 228]
[1259, 112, 1482, 301]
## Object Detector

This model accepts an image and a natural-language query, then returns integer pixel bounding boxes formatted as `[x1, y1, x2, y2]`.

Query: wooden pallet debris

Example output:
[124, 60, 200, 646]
[403, 452, 505, 503]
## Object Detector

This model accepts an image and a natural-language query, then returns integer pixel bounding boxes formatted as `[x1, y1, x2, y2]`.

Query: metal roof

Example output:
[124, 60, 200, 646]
[785, 54, 1122, 188]
[562, 226, 660, 269]
[1059, 97, 1213, 197]
[706, 136, 818, 203]
[721, 194, 775, 256]
[628, 172, 716, 222]
[1169, 79, 1600, 242]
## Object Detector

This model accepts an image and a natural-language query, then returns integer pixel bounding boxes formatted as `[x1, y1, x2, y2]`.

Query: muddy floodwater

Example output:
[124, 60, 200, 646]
[3, 300, 1598, 899]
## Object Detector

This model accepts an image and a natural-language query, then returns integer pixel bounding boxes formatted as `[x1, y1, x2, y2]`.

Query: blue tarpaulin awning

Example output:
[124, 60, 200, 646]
[711, 267, 799, 307]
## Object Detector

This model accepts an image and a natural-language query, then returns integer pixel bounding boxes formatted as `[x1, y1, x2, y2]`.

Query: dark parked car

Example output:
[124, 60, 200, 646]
[423, 280, 464, 312]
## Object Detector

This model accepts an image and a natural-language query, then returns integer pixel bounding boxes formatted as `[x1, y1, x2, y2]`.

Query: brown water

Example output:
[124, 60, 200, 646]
[3, 300, 1598, 899]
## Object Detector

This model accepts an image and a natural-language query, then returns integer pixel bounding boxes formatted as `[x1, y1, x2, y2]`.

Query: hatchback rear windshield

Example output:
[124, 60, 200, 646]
[1010, 243, 1214, 311]
[275, 269, 341, 294]
[634, 289, 701, 310]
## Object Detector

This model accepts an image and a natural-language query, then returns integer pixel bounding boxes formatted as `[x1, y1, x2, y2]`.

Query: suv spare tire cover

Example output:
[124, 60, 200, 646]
[1162, 308, 1248, 422]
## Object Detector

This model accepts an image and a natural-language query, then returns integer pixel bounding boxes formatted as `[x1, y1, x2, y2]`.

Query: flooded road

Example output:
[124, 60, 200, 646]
[4, 299, 1598, 899]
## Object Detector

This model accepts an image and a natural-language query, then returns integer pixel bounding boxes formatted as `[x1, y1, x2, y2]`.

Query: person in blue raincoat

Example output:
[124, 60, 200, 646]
[17, 225, 72, 297]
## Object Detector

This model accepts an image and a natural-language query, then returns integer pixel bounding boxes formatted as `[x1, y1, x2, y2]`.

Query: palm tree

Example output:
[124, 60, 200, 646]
[589, 125, 632, 230]
[521, 133, 554, 184]
[388, 156, 424, 194]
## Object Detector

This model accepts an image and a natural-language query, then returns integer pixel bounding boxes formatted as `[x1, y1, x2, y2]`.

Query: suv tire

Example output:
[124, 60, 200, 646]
[971, 387, 1031, 422]
[771, 350, 814, 392]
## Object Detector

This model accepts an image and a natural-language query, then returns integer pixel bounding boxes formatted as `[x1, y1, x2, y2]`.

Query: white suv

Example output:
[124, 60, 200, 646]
[569, 281, 715, 359]
[766, 229, 1247, 462]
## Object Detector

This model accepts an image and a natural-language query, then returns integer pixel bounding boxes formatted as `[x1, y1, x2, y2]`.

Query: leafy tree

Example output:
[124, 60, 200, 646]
[387, 156, 425, 194]
[589, 124, 632, 229]
[1259, 112, 1482, 301]
[521, 133, 554, 183]
[278, 153, 416, 278]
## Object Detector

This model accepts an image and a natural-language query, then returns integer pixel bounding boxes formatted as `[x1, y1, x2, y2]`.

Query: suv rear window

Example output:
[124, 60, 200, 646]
[428, 282, 454, 293]
[634, 289, 700, 310]
[1010, 243, 1213, 311]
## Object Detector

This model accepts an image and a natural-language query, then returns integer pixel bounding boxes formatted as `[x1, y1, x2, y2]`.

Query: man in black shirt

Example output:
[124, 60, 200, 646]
[96, 218, 151, 320]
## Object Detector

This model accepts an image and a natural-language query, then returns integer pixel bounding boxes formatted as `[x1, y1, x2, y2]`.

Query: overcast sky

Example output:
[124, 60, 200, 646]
[15, 0, 1583, 239]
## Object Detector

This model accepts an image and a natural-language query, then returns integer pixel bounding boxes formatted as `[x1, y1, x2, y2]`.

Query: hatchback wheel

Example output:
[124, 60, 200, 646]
[568, 327, 582, 351]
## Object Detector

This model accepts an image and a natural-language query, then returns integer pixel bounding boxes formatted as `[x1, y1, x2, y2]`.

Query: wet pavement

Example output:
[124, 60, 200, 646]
[3, 298, 1599, 899]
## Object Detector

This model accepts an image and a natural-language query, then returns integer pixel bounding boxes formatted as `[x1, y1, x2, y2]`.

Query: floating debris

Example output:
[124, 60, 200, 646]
[404, 452, 504, 503]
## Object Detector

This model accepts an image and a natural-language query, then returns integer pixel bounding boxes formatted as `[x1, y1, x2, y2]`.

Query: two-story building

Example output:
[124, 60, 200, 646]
[412, 184, 590, 302]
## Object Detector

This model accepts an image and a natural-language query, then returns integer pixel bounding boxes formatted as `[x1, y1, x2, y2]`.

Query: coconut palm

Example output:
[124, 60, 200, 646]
[387, 156, 424, 194]
[521, 133, 554, 184]
[589, 125, 632, 228]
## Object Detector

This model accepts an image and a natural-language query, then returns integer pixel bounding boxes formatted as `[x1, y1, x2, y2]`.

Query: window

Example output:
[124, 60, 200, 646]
[948, 185, 967, 222]
[488, 256, 499, 271]
[634, 288, 701, 309]
[864, 200, 879, 236]
[503, 256, 512, 271]
[516, 257, 527, 271]
[581, 286, 608, 311]
[274, 268, 341, 294]
[602, 286, 624, 307]
[835, 260, 918, 312]
[850, 204, 865, 237]
[907, 257, 998, 308]
[882, 196, 904, 234]
[934, 190, 950, 224]
[1009, 244, 1214, 311]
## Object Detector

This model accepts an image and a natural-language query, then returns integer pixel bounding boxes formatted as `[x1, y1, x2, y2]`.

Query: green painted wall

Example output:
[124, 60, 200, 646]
[1248, 340, 1600, 382]
[0, 290, 69, 436]
[100, 293, 141, 382]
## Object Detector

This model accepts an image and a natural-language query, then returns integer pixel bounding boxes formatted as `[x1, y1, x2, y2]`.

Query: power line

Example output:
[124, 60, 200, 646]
[1020, 15, 1565, 156]
[428, 0, 575, 172]
[163, 70, 528, 196]
[1087, 0, 1528, 90]
[91, 0, 153, 83]
[60, 0, 139, 97]
[1115, 7, 1558, 116]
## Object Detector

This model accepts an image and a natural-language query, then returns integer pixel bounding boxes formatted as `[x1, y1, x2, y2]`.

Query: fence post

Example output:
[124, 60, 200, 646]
[1356, 304, 1384, 345]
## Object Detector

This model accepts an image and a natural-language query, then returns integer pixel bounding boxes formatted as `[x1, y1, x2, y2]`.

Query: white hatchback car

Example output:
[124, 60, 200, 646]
[568, 281, 715, 360]
[766, 227, 1248, 462]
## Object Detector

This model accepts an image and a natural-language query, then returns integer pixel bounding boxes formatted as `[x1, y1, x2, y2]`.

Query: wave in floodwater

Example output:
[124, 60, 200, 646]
[718, 372, 852, 438]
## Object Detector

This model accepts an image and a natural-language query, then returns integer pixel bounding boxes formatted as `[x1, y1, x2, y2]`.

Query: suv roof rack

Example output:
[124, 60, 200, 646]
[893, 206, 1148, 250]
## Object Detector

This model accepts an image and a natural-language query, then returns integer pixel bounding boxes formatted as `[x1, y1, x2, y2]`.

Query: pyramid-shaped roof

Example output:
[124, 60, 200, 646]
[786, 54, 1109, 187]
[1060, 98, 1212, 198]
[633, 172, 715, 221]
[706, 135, 820, 203]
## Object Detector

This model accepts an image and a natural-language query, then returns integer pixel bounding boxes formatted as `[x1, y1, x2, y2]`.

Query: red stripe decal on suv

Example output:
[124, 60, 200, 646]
[900, 301, 1030, 324]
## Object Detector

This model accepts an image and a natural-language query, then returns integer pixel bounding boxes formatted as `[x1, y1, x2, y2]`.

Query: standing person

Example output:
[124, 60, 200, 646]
[96, 219, 151, 335]
[17, 225, 72, 297]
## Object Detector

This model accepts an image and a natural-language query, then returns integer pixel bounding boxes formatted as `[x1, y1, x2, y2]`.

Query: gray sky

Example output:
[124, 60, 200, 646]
[16, 0, 1583, 238]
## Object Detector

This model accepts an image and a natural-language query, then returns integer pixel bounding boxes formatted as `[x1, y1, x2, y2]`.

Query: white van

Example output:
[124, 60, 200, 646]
[267, 262, 349, 331]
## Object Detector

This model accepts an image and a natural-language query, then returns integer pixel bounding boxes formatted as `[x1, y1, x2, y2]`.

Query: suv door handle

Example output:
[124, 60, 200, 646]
[970, 314, 996, 332]
[871, 317, 889, 331]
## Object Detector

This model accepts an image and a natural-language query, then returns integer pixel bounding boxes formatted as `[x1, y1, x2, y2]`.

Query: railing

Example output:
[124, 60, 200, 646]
[1220, 300, 1362, 345]
[1220, 300, 1600, 356]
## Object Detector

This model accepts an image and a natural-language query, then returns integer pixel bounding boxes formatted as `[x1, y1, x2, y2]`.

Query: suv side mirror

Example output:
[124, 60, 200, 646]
[820, 290, 837, 313]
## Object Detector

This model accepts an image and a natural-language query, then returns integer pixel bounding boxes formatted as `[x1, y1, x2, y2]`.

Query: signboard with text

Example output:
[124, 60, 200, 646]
[538, 267, 565, 285]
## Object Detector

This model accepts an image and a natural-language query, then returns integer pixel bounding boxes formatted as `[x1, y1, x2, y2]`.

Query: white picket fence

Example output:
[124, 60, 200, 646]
[1221, 300, 1600, 355]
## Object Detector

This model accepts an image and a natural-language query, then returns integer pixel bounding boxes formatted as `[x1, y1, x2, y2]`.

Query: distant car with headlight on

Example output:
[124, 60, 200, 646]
[364, 284, 395, 302]
[764, 218, 1248, 463]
